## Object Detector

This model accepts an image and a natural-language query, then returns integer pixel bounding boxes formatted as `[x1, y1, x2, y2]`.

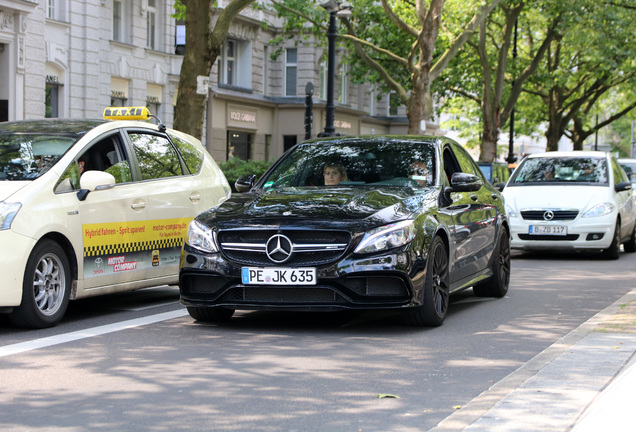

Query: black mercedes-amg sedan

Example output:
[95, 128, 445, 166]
[179, 135, 510, 326]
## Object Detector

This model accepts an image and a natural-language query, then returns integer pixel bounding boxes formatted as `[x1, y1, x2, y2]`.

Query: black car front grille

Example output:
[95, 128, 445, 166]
[521, 210, 579, 221]
[218, 229, 351, 266]
[219, 287, 347, 304]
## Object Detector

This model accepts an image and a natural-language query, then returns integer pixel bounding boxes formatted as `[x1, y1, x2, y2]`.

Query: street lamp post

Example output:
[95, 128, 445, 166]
[506, 19, 518, 164]
[318, 0, 351, 138]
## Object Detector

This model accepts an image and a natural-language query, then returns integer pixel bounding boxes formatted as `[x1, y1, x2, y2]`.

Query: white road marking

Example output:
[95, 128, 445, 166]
[0, 309, 188, 358]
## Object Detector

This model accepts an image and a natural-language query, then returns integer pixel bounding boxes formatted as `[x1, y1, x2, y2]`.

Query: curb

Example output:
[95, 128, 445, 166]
[429, 289, 636, 432]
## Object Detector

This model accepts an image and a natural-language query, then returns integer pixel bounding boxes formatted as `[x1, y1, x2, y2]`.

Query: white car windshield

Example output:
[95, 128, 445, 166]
[0, 134, 77, 181]
[511, 157, 608, 185]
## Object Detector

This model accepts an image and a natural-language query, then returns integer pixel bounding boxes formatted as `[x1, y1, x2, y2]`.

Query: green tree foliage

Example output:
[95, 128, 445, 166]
[269, 0, 504, 134]
[219, 158, 273, 192]
[523, 0, 636, 151]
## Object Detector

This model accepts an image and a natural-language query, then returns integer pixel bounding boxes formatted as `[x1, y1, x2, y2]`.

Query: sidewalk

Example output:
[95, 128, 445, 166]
[431, 289, 636, 432]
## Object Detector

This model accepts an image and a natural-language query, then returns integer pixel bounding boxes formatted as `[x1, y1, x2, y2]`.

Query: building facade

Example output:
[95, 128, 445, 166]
[0, 0, 414, 163]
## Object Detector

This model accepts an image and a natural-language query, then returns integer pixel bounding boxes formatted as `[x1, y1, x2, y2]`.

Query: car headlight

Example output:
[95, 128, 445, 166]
[0, 202, 22, 231]
[505, 205, 518, 218]
[582, 202, 615, 218]
[354, 220, 416, 254]
[186, 219, 218, 253]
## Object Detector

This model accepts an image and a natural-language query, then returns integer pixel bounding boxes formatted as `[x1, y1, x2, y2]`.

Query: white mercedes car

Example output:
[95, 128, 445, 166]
[502, 151, 636, 259]
[0, 107, 230, 328]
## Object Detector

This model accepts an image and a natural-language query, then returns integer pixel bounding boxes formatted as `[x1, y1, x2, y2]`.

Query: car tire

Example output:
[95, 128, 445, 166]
[474, 227, 511, 298]
[187, 306, 235, 322]
[403, 236, 449, 327]
[623, 223, 636, 253]
[602, 220, 621, 260]
[9, 240, 71, 329]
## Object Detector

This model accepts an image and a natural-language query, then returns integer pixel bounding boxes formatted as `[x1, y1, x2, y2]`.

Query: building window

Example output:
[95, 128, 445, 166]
[283, 135, 297, 152]
[320, 61, 328, 100]
[263, 45, 269, 96]
[264, 134, 271, 161]
[285, 48, 297, 97]
[227, 131, 252, 161]
[111, 78, 129, 107]
[338, 63, 348, 104]
[219, 40, 252, 89]
[389, 92, 400, 116]
[113, 0, 130, 43]
[175, 19, 185, 55]
[47, 0, 66, 21]
[146, 84, 162, 117]
[45, 82, 60, 118]
[146, 0, 159, 50]
[223, 40, 236, 86]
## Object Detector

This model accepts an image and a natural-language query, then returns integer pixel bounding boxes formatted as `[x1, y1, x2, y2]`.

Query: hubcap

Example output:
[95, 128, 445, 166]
[33, 253, 65, 316]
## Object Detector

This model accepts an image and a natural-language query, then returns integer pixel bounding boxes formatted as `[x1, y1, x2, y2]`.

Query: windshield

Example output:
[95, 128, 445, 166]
[510, 157, 608, 185]
[261, 140, 437, 189]
[0, 134, 77, 181]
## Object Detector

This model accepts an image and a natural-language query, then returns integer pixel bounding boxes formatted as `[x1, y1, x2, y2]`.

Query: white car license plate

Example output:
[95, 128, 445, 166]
[529, 225, 567, 235]
[241, 267, 317, 285]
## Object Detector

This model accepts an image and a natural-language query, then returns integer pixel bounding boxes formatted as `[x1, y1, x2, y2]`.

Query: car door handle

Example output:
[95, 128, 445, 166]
[491, 193, 499, 200]
[131, 202, 146, 210]
[470, 194, 478, 201]
[189, 192, 201, 203]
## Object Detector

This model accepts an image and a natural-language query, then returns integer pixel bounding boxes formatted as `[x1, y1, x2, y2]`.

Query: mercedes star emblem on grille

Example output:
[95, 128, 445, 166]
[543, 210, 555, 221]
[266, 234, 293, 263]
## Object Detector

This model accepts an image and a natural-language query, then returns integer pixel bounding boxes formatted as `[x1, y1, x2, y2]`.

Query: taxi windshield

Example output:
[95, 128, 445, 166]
[0, 134, 77, 181]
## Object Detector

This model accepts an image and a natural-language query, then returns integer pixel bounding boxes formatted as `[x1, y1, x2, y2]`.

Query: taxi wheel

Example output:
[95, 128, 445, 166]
[602, 221, 621, 260]
[474, 227, 511, 298]
[187, 306, 234, 323]
[9, 240, 71, 329]
[403, 236, 449, 327]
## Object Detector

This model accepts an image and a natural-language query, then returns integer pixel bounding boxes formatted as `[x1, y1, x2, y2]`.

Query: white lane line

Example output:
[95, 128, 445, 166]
[0, 309, 188, 358]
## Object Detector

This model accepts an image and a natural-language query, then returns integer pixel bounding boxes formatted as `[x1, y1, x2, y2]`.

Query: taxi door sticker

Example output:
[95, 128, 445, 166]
[82, 218, 191, 278]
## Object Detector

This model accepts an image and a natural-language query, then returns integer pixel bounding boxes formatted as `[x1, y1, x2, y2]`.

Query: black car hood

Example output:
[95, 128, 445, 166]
[198, 186, 437, 231]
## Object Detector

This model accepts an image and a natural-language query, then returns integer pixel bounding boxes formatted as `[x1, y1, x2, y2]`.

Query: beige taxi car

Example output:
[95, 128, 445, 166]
[0, 107, 230, 328]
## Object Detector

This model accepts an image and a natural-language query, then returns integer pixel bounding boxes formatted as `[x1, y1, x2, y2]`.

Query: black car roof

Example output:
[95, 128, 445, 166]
[0, 119, 107, 136]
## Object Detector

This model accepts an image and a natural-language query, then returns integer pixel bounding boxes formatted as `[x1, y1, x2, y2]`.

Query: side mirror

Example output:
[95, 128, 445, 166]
[449, 172, 482, 192]
[495, 182, 505, 192]
[615, 181, 632, 192]
[235, 174, 257, 193]
[77, 170, 116, 201]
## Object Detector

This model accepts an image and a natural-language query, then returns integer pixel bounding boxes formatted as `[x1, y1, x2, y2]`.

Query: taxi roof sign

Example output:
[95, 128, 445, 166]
[103, 106, 151, 121]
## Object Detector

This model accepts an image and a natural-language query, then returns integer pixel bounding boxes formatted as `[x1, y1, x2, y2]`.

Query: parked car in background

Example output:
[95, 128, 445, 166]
[0, 107, 231, 328]
[180, 135, 511, 327]
[477, 161, 511, 188]
[502, 151, 635, 259]
[618, 158, 636, 184]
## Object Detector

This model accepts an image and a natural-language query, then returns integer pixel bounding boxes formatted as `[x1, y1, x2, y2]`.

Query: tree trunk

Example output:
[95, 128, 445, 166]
[545, 90, 563, 151]
[174, 0, 214, 140]
[480, 115, 499, 162]
[407, 68, 431, 134]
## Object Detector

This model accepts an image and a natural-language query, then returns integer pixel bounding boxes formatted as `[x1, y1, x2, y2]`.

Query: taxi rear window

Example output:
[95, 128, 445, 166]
[169, 134, 204, 174]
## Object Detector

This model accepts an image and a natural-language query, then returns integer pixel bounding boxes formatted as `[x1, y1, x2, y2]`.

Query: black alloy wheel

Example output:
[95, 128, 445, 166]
[404, 236, 449, 327]
[474, 227, 511, 298]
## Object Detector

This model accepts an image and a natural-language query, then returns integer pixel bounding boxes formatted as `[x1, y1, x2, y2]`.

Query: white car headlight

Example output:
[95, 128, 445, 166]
[0, 202, 22, 231]
[505, 205, 518, 218]
[354, 220, 416, 254]
[186, 219, 218, 253]
[582, 202, 615, 218]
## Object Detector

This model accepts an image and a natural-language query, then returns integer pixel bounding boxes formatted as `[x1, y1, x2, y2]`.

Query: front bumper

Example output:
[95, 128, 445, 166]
[508, 214, 615, 251]
[179, 244, 426, 311]
[0, 229, 36, 307]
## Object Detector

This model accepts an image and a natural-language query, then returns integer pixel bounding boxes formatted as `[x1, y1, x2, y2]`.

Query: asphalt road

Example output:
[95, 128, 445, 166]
[1, 249, 635, 431]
